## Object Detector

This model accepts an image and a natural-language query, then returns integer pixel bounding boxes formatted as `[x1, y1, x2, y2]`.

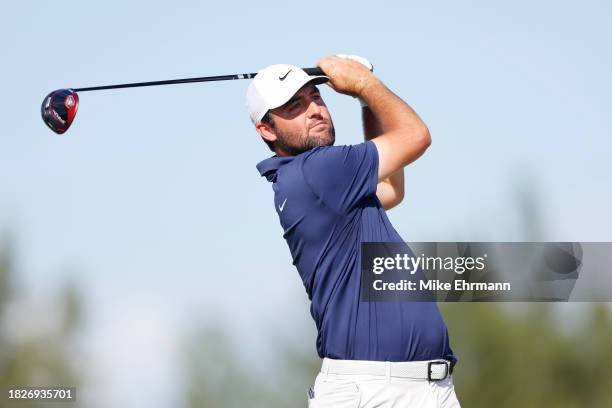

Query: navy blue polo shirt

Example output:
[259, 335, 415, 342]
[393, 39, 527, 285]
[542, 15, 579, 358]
[257, 141, 455, 364]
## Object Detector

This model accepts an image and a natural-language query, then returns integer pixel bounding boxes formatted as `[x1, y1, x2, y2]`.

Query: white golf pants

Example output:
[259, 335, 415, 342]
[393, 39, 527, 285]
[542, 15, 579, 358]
[307, 360, 461, 407]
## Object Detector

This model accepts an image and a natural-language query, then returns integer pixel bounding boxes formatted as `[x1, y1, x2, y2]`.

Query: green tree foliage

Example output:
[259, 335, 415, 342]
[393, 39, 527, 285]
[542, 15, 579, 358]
[184, 326, 323, 408]
[0, 236, 82, 408]
[440, 303, 612, 408]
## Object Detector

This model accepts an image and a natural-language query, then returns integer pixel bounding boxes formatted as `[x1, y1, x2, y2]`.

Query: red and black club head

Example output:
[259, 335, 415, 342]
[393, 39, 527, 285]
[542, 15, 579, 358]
[41, 89, 79, 134]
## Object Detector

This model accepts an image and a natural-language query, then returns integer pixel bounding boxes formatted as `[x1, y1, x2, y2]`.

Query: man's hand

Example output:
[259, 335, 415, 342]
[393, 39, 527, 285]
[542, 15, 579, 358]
[317, 56, 378, 97]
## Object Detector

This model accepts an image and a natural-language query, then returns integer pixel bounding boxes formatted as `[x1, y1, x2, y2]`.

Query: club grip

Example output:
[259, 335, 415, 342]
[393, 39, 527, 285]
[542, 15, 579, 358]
[303, 67, 325, 76]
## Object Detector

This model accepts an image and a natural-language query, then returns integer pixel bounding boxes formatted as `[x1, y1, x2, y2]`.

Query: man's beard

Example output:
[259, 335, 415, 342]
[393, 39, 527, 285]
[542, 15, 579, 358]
[276, 124, 336, 156]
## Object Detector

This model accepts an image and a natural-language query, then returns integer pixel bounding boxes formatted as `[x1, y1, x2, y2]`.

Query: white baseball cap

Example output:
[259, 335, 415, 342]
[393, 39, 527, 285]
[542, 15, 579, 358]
[246, 64, 329, 124]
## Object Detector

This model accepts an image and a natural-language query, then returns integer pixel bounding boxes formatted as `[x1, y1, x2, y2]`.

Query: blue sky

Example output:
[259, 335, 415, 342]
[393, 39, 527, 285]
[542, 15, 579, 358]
[1, 1, 611, 406]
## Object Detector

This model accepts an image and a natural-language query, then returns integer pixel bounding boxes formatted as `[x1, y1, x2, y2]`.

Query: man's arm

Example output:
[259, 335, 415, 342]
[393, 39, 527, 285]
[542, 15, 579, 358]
[362, 106, 405, 210]
[318, 56, 431, 183]
[359, 79, 431, 182]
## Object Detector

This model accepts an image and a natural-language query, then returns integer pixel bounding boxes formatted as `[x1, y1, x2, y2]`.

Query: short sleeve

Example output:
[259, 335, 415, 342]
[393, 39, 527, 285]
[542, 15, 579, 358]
[302, 141, 379, 213]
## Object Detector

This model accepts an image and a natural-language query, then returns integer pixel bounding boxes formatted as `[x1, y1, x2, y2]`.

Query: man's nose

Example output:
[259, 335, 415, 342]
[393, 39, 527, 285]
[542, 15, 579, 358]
[307, 99, 322, 117]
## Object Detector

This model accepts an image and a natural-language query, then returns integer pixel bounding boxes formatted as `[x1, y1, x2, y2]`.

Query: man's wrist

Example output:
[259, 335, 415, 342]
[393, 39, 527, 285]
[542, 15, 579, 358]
[356, 77, 382, 106]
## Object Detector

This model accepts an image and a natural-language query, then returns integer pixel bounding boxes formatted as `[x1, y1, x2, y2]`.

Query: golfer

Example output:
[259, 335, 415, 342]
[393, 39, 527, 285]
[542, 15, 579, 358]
[247, 55, 460, 407]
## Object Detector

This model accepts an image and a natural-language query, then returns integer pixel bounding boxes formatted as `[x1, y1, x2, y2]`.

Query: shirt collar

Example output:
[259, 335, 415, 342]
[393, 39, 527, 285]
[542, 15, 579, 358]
[256, 155, 295, 182]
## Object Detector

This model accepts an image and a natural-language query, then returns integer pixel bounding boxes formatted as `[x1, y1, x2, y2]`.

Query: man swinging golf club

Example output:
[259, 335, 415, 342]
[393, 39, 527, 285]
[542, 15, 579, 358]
[248, 55, 461, 407]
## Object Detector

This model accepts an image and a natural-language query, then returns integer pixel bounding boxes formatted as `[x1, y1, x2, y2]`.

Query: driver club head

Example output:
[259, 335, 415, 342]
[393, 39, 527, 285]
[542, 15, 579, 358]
[41, 89, 79, 134]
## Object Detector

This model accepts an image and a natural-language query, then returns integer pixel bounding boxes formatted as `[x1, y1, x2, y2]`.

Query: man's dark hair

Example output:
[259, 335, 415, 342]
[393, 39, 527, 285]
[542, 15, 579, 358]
[260, 112, 276, 152]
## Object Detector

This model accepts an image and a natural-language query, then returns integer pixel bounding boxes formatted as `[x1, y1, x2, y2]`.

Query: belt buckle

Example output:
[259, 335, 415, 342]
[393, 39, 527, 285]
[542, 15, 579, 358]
[427, 360, 449, 382]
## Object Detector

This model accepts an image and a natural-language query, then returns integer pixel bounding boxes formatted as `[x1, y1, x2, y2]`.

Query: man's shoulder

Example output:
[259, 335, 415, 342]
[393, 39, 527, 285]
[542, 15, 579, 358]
[299, 142, 376, 171]
[301, 142, 373, 161]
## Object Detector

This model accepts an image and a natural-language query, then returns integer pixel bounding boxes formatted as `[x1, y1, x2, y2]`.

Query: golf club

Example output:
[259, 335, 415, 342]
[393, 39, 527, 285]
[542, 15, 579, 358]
[41, 67, 325, 134]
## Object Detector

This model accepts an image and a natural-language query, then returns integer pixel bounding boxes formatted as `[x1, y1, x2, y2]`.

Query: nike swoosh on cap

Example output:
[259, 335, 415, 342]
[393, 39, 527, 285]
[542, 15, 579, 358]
[278, 69, 292, 81]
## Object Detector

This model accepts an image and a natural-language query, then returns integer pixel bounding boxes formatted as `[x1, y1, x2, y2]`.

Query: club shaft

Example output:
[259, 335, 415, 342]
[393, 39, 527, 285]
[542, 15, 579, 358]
[73, 67, 324, 92]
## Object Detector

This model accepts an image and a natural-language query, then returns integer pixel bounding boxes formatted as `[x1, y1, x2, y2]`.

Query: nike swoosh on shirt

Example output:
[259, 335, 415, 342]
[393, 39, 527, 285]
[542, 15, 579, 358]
[278, 69, 292, 81]
[279, 198, 287, 211]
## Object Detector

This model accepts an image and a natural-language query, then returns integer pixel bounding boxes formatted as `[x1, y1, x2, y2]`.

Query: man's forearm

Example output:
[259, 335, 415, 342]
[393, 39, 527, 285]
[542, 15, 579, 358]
[362, 105, 382, 140]
[363, 106, 405, 209]
[358, 76, 430, 181]
[359, 78, 427, 137]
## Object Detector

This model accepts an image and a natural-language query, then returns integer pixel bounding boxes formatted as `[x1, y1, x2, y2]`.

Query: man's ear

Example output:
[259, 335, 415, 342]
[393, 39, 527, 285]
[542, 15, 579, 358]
[256, 122, 277, 145]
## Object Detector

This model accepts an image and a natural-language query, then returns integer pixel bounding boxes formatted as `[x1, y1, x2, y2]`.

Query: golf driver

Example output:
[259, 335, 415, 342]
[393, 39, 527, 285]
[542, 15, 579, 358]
[41, 67, 324, 134]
